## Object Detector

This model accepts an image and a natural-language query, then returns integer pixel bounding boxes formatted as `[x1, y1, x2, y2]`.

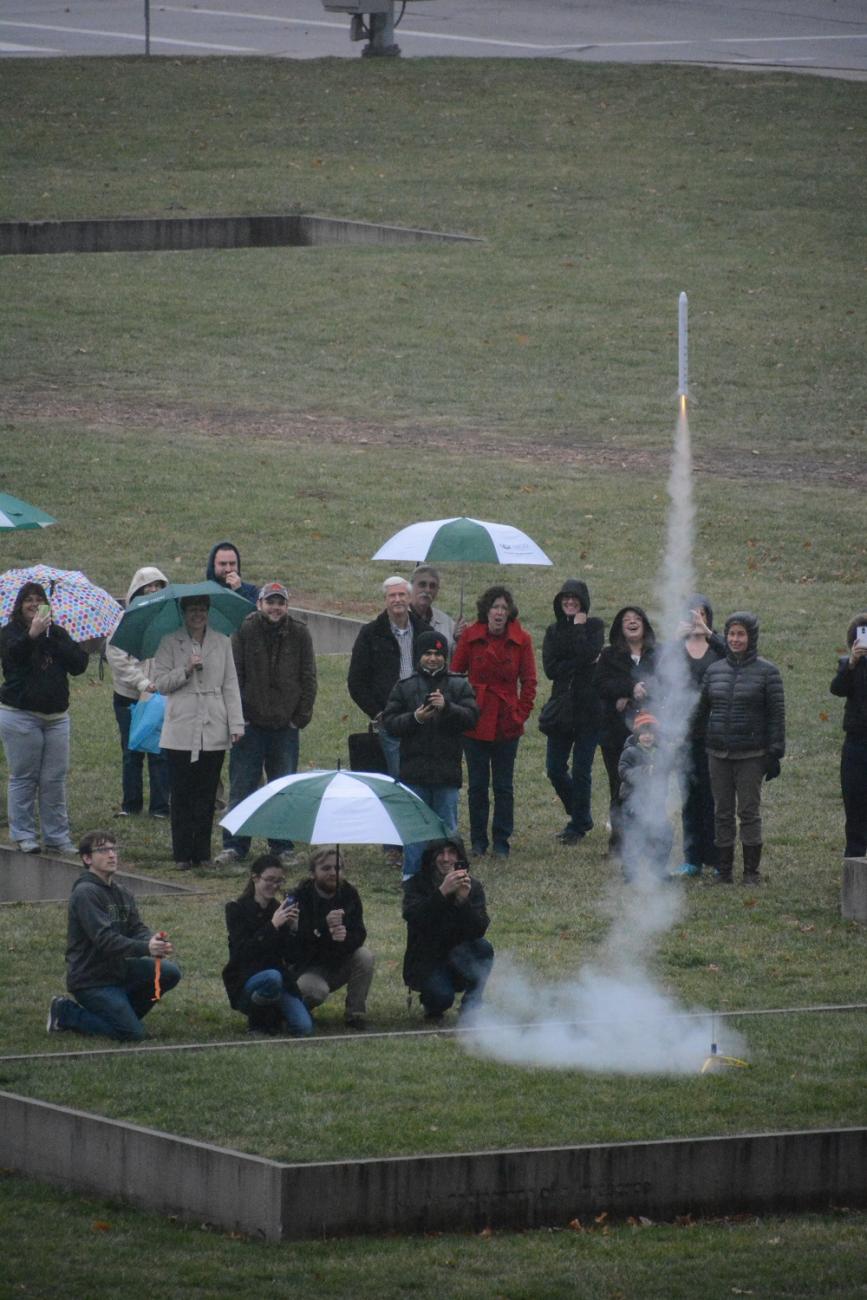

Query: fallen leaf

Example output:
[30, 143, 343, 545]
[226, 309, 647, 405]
[92, 1220, 111, 1232]
[568, 1217, 583, 1231]
[819, 711, 829, 722]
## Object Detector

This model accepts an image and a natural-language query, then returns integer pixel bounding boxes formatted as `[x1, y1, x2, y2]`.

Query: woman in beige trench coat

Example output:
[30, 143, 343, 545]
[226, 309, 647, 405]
[154, 594, 244, 870]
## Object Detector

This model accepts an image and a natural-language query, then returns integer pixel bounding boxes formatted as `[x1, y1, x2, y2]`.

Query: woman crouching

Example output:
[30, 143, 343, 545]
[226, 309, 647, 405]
[222, 854, 313, 1037]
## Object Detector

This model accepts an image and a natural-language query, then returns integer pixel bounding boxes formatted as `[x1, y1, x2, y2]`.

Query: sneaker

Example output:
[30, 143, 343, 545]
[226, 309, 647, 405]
[555, 829, 584, 846]
[214, 848, 241, 866]
[174, 860, 192, 872]
[113, 809, 132, 818]
[45, 842, 77, 856]
[46, 996, 66, 1033]
[675, 863, 702, 878]
[150, 811, 169, 820]
[492, 843, 510, 858]
[17, 839, 40, 854]
[344, 1013, 368, 1031]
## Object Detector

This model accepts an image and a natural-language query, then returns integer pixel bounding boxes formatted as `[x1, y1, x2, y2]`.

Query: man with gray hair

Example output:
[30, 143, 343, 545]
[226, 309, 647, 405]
[409, 565, 465, 654]
[348, 576, 424, 781]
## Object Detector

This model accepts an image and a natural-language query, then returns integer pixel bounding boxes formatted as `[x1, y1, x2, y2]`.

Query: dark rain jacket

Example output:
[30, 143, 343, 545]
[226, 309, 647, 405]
[0, 619, 88, 714]
[701, 612, 785, 758]
[402, 849, 490, 990]
[205, 540, 258, 606]
[347, 608, 425, 719]
[381, 660, 478, 787]
[291, 877, 367, 973]
[593, 607, 656, 750]
[232, 609, 317, 730]
[830, 612, 867, 740]
[65, 870, 154, 992]
[541, 579, 604, 736]
[222, 893, 302, 1009]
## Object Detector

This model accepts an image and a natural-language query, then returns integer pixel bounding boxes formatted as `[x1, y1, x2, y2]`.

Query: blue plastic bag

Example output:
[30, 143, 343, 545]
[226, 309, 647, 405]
[128, 693, 165, 755]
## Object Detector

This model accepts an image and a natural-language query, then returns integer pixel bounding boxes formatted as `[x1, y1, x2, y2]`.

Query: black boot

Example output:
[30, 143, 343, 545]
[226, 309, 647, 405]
[742, 842, 763, 885]
[713, 844, 734, 884]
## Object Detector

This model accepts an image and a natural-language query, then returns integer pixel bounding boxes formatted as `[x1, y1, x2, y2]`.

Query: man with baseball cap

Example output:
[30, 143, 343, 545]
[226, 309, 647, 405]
[382, 629, 478, 879]
[216, 582, 317, 868]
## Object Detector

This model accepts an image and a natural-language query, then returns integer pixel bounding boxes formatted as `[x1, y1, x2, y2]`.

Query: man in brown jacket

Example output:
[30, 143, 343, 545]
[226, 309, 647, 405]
[216, 583, 317, 867]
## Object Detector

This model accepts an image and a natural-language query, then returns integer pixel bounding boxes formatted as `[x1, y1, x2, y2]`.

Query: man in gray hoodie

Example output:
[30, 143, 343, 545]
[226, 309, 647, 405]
[46, 830, 180, 1040]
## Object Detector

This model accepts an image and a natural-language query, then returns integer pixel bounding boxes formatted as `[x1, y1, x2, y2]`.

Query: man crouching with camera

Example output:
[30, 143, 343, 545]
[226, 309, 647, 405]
[402, 836, 493, 1024]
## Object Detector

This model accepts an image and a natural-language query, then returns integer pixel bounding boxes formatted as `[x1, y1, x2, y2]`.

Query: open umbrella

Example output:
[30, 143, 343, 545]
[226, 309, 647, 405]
[0, 493, 56, 531]
[372, 516, 552, 617]
[0, 564, 122, 641]
[109, 581, 252, 660]
[221, 769, 449, 848]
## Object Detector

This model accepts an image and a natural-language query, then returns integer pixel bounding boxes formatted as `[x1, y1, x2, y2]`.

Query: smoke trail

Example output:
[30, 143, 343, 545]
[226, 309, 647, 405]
[465, 407, 744, 1074]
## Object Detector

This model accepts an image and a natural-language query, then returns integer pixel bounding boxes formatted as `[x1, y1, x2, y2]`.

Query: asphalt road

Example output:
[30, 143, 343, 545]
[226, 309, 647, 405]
[1, 0, 866, 77]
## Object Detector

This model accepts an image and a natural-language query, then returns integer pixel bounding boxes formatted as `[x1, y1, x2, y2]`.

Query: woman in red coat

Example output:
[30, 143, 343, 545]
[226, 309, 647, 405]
[451, 585, 537, 858]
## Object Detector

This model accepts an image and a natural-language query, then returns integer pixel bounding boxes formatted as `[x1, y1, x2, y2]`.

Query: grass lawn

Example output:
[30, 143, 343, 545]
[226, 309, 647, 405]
[0, 53, 866, 1287]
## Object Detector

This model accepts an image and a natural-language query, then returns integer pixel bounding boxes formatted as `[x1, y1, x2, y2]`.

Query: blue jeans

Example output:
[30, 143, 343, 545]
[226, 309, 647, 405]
[222, 724, 300, 857]
[681, 736, 717, 868]
[113, 694, 170, 816]
[238, 968, 313, 1037]
[378, 727, 401, 779]
[545, 731, 598, 837]
[402, 784, 460, 879]
[462, 736, 520, 854]
[58, 957, 181, 1041]
[420, 938, 494, 1016]
[0, 706, 72, 845]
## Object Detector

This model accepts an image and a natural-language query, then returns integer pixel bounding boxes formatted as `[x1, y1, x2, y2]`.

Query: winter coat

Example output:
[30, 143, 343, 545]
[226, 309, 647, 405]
[291, 877, 367, 973]
[205, 540, 258, 606]
[153, 626, 244, 759]
[402, 861, 490, 990]
[106, 565, 169, 702]
[232, 609, 317, 730]
[222, 893, 302, 1009]
[65, 870, 153, 992]
[830, 612, 867, 740]
[701, 612, 785, 758]
[0, 618, 88, 714]
[593, 645, 656, 750]
[382, 666, 478, 787]
[347, 608, 425, 719]
[541, 579, 604, 737]
[450, 619, 537, 742]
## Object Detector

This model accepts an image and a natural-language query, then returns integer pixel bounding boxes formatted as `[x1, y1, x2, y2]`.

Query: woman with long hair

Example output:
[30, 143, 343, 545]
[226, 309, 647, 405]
[222, 854, 313, 1036]
[0, 581, 88, 853]
[451, 585, 537, 858]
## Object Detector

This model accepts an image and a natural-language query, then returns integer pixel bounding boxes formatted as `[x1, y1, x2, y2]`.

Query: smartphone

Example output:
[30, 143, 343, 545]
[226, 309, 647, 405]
[856, 626, 867, 648]
[284, 892, 296, 907]
[38, 603, 51, 618]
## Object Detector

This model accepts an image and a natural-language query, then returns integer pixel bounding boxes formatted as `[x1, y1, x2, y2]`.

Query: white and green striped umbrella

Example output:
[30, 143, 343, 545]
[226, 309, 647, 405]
[371, 516, 552, 566]
[220, 769, 449, 846]
[0, 492, 56, 531]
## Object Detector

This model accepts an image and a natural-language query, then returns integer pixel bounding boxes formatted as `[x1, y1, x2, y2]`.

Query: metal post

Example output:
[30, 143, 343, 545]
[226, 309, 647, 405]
[362, 2, 400, 57]
[145, 0, 151, 55]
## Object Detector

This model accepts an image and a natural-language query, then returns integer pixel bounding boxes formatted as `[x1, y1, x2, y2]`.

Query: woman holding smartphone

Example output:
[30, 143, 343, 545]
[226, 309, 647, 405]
[0, 580, 88, 854]
[222, 854, 313, 1037]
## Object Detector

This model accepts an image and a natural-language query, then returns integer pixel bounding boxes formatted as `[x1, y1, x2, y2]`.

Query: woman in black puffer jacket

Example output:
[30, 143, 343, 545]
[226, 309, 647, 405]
[700, 611, 785, 885]
[830, 612, 867, 859]
[593, 606, 656, 853]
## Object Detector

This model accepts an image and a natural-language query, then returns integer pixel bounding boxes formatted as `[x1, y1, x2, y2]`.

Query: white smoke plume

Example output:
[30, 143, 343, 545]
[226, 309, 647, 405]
[464, 408, 747, 1075]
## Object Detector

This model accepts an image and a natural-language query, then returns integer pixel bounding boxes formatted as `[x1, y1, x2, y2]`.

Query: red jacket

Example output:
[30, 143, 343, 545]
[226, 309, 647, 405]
[451, 619, 537, 742]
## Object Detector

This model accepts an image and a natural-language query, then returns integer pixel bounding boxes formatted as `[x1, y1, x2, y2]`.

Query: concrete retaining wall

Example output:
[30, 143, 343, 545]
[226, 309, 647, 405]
[1, 1089, 863, 1241]
[288, 606, 364, 655]
[842, 857, 867, 922]
[0, 214, 483, 257]
[0, 845, 194, 904]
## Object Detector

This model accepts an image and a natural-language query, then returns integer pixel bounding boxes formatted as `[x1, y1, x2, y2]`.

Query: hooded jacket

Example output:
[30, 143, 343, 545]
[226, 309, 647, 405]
[701, 612, 785, 758]
[205, 541, 258, 606]
[593, 606, 656, 749]
[541, 579, 604, 736]
[222, 892, 302, 1008]
[0, 608, 88, 715]
[830, 612, 867, 739]
[402, 838, 490, 990]
[348, 607, 426, 719]
[65, 869, 154, 992]
[450, 617, 537, 742]
[232, 608, 317, 730]
[381, 643, 478, 787]
[290, 876, 367, 972]
[106, 565, 169, 701]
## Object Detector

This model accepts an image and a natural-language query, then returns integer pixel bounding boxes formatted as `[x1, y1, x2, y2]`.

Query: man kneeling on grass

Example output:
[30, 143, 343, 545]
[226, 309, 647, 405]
[402, 836, 494, 1024]
[47, 829, 180, 1041]
[289, 846, 374, 1031]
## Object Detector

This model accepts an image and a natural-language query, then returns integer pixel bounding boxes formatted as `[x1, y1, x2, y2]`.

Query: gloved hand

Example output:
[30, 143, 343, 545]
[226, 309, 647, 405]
[765, 756, 781, 782]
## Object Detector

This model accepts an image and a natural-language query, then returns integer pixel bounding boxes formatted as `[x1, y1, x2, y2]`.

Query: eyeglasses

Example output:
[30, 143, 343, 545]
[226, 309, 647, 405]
[259, 875, 286, 886]
[91, 845, 118, 855]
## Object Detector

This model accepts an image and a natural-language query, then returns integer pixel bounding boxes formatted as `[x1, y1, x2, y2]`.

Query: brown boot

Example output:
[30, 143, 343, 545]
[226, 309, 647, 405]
[742, 842, 763, 885]
[713, 844, 734, 884]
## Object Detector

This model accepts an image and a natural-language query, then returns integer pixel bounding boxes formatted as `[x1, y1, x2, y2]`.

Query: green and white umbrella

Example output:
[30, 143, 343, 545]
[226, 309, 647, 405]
[221, 769, 449, 846]
[372, 516, 552, 566]
[0, 493, 56, 531]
